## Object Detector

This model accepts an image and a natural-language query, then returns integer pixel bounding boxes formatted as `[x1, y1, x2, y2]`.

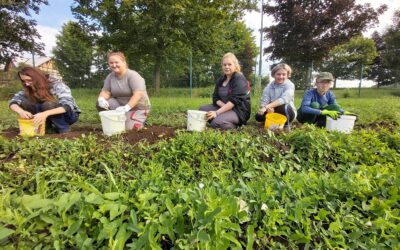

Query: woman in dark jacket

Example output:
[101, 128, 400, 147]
[199, 52, 251, 130]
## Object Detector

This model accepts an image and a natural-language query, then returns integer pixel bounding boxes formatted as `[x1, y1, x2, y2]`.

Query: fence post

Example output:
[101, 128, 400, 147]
[358, 63, 363, 97]
[189, 51, 193, 98]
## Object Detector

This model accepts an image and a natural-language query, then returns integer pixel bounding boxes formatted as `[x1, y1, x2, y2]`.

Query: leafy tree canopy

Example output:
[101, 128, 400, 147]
[52, 21, 94, 88]
[381, 10, 400, 72]
[319, 36, 378, 85]
[263, 0, 387, 63]
[71, 0, 257, 91]
[0, 0, 48, 64]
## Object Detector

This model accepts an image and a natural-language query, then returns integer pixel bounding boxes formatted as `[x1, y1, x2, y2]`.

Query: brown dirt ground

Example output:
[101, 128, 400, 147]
[0, 125, 177, 145]
[1, 121, 396, 145]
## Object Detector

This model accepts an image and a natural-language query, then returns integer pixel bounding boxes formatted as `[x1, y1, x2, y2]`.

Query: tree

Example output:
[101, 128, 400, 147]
[72, 0, 257, 92]
[262, 0, 386, 88]
[229, 22, 258, 82]
[369, 11, 400, 87]
[52, 22, 94, 88]
[0, 0, 48, 63]
[319, 36, 378, 88]
[381, 10, 400, 86]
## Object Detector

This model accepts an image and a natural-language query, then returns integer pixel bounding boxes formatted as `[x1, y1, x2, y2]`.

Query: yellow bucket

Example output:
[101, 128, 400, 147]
[18, 118, 46, 136]
[264, 113, 287, 130]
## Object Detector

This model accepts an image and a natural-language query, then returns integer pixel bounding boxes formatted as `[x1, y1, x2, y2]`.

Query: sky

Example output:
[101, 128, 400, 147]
[30, 0, 400, 77]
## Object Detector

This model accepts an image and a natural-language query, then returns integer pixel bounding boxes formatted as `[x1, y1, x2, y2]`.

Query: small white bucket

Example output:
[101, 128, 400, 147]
[99, 110, 127, 136]
[187, 110, 207, 132]
[326, 115, 357, 134]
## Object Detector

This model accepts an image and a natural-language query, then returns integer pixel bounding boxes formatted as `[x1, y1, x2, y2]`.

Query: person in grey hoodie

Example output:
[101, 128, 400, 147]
[255, 63, 296, 128]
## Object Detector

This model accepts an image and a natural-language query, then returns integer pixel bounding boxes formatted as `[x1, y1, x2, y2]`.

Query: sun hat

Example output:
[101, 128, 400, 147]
[316, 72, 334, 82]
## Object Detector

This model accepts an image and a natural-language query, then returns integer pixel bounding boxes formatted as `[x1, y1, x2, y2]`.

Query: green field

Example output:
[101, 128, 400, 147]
[1, 86, 400, 129]
[0, 86, 400, 249]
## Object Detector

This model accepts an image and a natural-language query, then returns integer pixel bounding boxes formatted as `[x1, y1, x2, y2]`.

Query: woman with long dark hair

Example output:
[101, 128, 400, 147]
[9, 67, 80, 133]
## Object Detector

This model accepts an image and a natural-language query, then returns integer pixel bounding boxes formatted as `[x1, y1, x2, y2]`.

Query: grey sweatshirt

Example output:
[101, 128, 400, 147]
[259, 79, 296, 116]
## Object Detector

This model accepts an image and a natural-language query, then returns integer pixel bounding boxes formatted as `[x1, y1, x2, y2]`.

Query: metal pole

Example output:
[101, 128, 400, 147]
[32, 51, 35, 67]
[258, 0, 264, 76]
[189, 51, 193, 98]
[358, 63, 363, 97]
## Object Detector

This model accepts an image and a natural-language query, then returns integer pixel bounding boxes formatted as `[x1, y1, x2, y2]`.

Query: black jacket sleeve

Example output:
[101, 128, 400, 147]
[227, 73, 248, 106]
[229, 72, 251, 125]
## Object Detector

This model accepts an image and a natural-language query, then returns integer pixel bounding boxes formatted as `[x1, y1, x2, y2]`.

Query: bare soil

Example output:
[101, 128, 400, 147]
[1, 120, 396, 146]
[1, 125, 177, 145]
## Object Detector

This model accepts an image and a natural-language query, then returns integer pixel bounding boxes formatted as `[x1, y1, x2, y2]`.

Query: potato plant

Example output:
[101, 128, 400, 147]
[1, 125, 399, 249]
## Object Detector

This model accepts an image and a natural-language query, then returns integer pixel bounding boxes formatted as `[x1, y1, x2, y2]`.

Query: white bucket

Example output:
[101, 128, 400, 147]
[99, 110, 127, 136]
[326, 115, 357, 134]
[187, 110, 207, 132]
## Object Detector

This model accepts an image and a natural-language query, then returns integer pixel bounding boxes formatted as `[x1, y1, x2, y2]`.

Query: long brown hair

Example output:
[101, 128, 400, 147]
[18, 67, 54, 102]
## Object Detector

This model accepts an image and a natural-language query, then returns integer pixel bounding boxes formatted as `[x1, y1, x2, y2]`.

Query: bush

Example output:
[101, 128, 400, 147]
[391, 89, 400, 97]
[343, 88, 351, 98]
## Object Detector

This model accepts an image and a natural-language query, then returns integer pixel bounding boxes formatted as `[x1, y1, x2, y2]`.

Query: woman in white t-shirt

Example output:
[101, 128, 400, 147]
[97, 52, 150, 129]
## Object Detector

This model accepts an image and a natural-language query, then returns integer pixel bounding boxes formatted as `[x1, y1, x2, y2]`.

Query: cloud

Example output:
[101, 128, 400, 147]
[36, 25, 60, 57]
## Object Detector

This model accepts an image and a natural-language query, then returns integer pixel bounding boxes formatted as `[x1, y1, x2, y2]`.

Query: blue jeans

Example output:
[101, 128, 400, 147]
[297, 103, 341, 127]
[20, 100, 79, 133]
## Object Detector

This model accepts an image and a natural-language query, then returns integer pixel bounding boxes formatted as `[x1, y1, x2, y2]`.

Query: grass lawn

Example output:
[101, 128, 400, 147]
[1, 86, 399, 130]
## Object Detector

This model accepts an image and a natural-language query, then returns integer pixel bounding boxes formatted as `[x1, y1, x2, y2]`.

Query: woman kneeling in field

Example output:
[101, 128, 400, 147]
[9, 67, 80, 134]
[199, 52, 251, 130]
[97, 51, 151, 130]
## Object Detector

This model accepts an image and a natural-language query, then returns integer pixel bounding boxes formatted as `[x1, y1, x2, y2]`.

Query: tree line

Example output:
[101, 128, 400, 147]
[1, 0, 399, 89]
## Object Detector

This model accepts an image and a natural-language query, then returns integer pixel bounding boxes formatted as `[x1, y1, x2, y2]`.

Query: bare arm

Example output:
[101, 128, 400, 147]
[216, 100, 225, 107]
[33, 107, 66, 125]
[10, 103, 33, 119]
[98, 90, 111, 99]
[206, 101, 234, 120]
[127, 91, 145, 109]
[264, 99, 282, 110]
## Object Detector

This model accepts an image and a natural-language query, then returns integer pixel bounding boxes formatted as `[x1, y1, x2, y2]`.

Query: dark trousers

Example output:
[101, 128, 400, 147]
[255, 104, 295, 126]
[20, 99, 79, 133]
[297, 103, 340, 127]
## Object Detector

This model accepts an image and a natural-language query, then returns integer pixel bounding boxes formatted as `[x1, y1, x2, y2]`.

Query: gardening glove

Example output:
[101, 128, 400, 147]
[343, 111, 357, 116]
[98, 97, 109, 109]
[115, 104, 131, 113]
[321, 110, 340, 120]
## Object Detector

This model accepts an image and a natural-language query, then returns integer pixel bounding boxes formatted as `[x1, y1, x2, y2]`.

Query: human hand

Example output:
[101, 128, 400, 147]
[115, 104, 131, 113]
[257, 107, 267, 115]
[98, 97, 109, 109]
[18, 110, 33, 119]
[266, 107, 275, 113]
[206, 111, 218, 120]
[321, 110, 340, 119]
[33, 112, 48, 125]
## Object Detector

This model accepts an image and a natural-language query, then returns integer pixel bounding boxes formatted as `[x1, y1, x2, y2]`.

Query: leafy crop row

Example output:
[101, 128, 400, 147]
[0, 125, 399, 249]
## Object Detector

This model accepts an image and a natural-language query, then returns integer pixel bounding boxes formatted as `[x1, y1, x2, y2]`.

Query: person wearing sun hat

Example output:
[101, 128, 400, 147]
[296, 72, 354, 127]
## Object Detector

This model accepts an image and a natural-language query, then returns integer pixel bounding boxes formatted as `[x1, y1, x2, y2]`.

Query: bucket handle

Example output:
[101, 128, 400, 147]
[103, 114, 126, 122]
[188, 113, 206, 122]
